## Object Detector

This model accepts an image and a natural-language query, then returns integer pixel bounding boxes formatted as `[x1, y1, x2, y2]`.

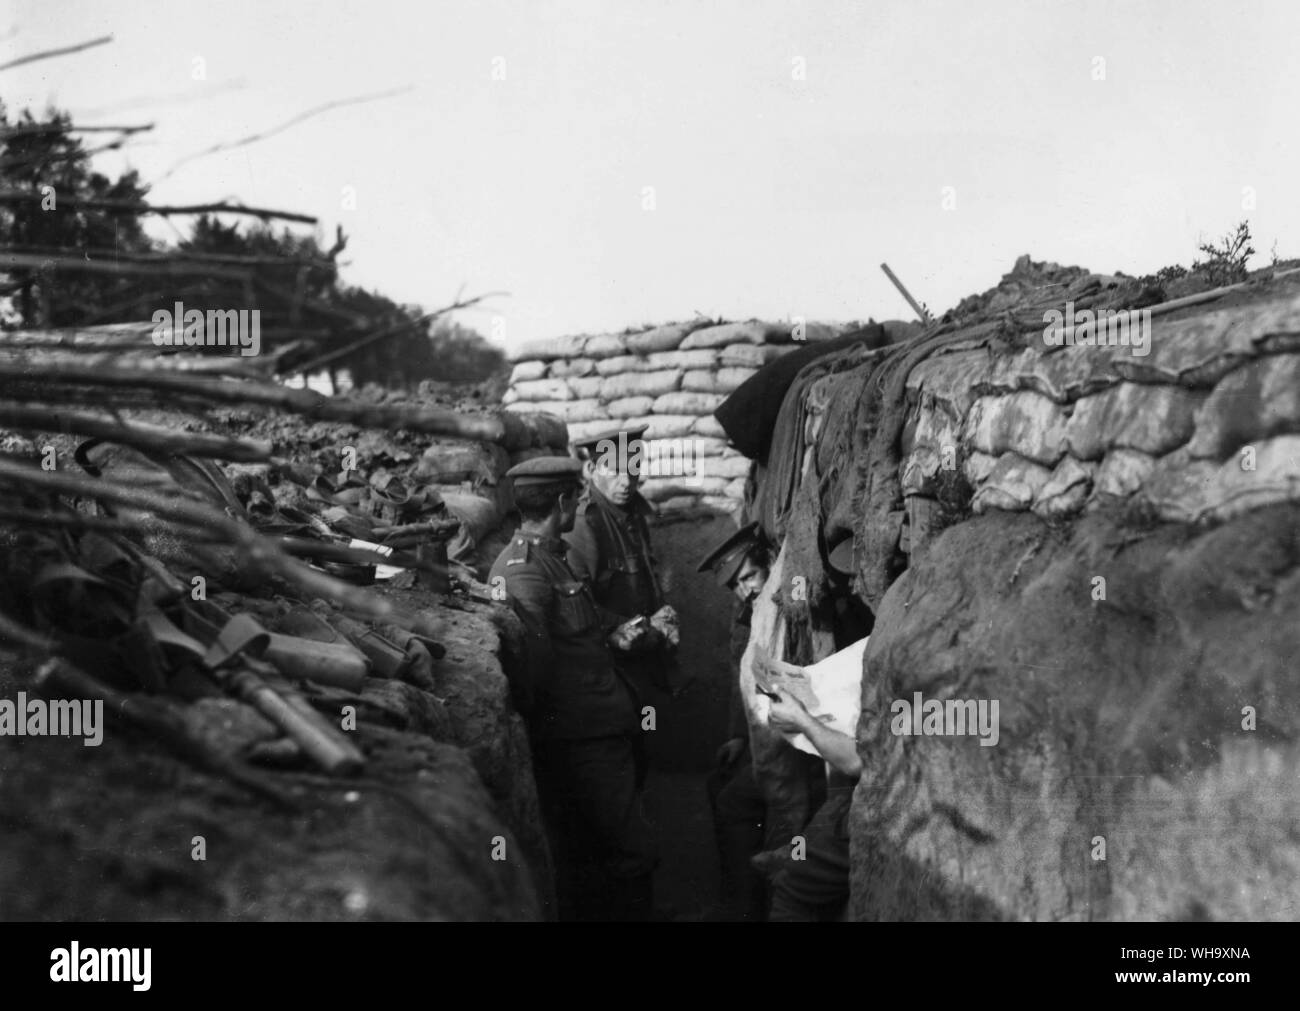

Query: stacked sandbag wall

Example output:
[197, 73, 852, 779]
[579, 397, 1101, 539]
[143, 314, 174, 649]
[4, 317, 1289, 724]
[850, 284, 1300, 921]
[897, 288, 1300, 536]
[503, 319, 851, 515]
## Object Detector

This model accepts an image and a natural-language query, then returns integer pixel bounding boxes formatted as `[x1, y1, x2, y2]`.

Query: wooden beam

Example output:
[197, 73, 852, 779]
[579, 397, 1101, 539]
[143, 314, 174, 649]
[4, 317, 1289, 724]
[0, 190, 317, 224]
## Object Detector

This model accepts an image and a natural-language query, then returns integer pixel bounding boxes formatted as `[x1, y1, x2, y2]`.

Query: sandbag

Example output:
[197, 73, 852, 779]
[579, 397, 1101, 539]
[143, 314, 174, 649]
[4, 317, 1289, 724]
[698, 455, 751, 480]
[682, 367, 758, 394]
[690, 438, 731, 456]
[900, 403, 963, 496]
[693, 415, 727, 439]
[595, 354, 648, 376]
[512, 378, 572, 403]
[602, 369, 682, 400]
[970, 453, 1051, 513]
[640, 475, 731, 500]
[509, 333, 588, 362]
[681, 319, 846, 350]
[549, 357, 597, 379]
[680, 320, 788, 349]
[646, 349, 718, 371]
[1032, 457, 1095, 519]
[1186, 354, 1300, 460]
[566, 419, 613, 445]
[964, 390, 1069, 467]
[717, 343, 768, 368]
[584, 333, 631, 359]
[624, 321, 703, 355]
[1140, 435, 1300, 523]
[625, 414, 697, 440]
[701, 494, 740, 512]
[509, 360, 547, 384]
[1091, 448, 1156, 502]
[652, 391, 727, 416]
[640, 437, 709, 480]
[963, 450, 999, 487]
[512, 399, 603, 423]
[1065, 383, 1201, 461]
[607, 396, 654, 418]
[565, 375, 605, 399]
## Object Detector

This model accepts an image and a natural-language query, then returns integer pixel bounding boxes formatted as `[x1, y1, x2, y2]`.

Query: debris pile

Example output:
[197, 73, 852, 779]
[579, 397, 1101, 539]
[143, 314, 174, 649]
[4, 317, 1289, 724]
[0, 327, 564, 919]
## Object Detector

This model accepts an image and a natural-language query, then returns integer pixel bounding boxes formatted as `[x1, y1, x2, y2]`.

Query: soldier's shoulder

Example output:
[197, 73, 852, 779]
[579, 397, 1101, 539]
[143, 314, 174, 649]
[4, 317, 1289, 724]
[490, 537, 537, 576]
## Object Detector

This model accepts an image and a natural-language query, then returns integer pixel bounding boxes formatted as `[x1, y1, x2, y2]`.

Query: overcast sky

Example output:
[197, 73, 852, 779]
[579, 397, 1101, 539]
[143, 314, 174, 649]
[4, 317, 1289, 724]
[7, 0, 1299, 352]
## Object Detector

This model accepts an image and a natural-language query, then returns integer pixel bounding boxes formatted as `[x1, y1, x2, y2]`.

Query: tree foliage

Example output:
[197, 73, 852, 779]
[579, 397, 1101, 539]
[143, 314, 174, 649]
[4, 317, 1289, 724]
[0, 103, 504, 387]
[0, 103, 154, 325]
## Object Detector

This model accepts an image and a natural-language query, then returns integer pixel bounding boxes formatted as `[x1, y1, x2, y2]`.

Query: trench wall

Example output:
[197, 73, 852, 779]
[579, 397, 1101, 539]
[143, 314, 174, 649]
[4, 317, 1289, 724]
[853, 284, 1300, 920]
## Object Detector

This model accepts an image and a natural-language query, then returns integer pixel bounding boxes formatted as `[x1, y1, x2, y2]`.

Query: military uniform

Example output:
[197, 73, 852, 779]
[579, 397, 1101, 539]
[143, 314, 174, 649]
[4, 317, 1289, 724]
[706, 599, 770, 921]
[490, 525, 657, 921]
[565, 484, 662, 619]
[565, 484, 681, 696]
[699, 522, 770, 920]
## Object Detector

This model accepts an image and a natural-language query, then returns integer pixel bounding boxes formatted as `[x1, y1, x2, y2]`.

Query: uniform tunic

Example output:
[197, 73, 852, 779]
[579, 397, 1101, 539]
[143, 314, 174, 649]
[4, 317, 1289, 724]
[564, 487, 662, 619]
[489, 529, 657, 919]
[565, 486, 683, 696]
[489, 531, 637, 740]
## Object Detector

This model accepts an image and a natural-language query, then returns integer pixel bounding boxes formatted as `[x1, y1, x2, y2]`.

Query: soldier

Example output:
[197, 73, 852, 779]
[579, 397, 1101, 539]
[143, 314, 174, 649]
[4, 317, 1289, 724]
[489, 455, 658, 921]
[565, 425, 681, 696]
[699, 521, 772, 921]
[752, 537, 869, 921]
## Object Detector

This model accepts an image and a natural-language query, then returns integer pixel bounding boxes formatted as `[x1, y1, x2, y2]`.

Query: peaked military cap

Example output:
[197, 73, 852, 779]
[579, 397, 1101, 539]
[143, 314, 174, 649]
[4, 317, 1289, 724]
[505, 455, 584, 487]
[697, 521, 765, 587]
[570, 424, 649, 456]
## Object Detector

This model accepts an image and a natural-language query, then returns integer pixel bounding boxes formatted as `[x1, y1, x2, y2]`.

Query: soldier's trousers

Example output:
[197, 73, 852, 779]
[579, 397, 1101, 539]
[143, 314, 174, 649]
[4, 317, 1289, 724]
[532, 733, 659, 921]
[706, 749, 768, 922]
[768, 784, 853, 922]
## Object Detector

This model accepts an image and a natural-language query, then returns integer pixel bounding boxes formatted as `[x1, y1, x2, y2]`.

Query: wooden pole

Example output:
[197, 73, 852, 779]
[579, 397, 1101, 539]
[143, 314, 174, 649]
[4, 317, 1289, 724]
[0, 404, 272, 461]
[0, 360, 510, 443]
[880, 262, 932, 324]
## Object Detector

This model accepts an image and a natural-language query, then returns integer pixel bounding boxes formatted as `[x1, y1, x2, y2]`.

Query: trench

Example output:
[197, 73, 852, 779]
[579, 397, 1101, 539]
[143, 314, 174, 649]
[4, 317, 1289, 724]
[636, 513, 737, 919]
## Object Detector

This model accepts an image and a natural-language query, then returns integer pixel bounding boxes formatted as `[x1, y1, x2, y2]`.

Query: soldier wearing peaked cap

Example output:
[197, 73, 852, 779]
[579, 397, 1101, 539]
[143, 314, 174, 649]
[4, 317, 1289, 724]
[699, 521, 774, 921]
[489, 454, 658, 921]
[565, 425, 683, 702]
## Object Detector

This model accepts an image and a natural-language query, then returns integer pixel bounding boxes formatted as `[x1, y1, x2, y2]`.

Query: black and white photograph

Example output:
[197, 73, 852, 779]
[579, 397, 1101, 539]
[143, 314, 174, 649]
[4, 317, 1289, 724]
[0, 0, 1294, 981]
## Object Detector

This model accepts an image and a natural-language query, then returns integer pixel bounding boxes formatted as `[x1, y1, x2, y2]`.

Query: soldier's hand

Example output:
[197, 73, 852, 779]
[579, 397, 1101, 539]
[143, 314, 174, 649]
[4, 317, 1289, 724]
[649, 604, 679, 648]
[715, 736, 746, 768]
[767, 686, 812, 734]
[609, 616, 657, 652]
